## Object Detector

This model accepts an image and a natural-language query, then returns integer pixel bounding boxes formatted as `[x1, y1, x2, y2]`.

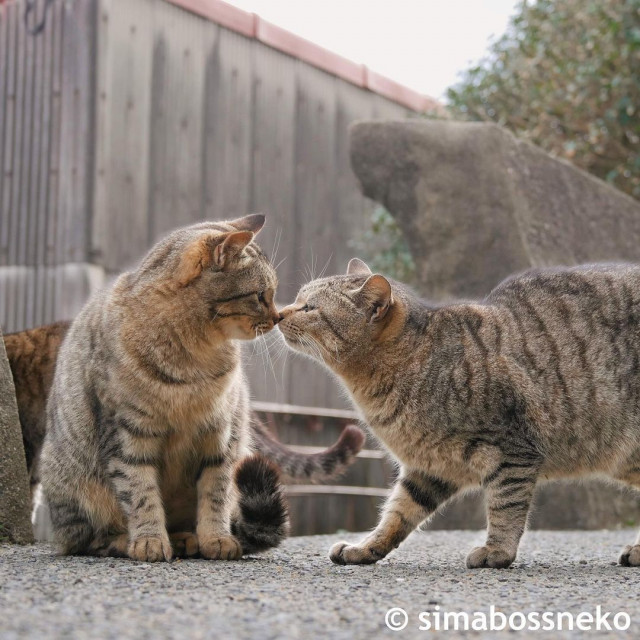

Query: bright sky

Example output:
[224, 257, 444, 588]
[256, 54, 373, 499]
[227, 0, 521, 100]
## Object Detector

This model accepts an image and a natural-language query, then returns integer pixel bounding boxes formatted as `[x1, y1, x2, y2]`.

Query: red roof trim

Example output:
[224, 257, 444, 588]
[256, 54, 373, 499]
[166, 0, 438, 112]
[168, 0, 257, 37]
[256, 19, 366, 87]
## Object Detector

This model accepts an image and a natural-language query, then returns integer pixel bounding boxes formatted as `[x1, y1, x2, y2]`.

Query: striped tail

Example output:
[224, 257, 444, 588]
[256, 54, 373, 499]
[232, 455, 289, 554]
[251, 418, 365, 484]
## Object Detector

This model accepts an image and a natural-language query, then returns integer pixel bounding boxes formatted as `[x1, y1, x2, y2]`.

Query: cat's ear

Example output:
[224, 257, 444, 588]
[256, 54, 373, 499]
[230, 213, 265, 236]
[346, 257, 372, 276]
[353, 274, 393, 323]
[176, 234, 218, 287]
[176, 231, 253, 286]
[213, 231, 254, 269]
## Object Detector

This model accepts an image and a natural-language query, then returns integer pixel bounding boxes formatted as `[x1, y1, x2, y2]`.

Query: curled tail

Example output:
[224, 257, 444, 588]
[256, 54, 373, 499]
[251, 418, 365, 484]
[232, 455, 289, 554]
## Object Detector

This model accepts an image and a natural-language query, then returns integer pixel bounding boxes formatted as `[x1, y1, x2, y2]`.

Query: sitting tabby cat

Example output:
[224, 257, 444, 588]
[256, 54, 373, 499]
[279, 259, 640, 569]
[40, 214, 344, 563]
[4, 321, 363, 494]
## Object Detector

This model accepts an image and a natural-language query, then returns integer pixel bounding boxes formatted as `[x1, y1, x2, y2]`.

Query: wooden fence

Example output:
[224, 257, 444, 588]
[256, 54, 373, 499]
[0, 0, 417, 410]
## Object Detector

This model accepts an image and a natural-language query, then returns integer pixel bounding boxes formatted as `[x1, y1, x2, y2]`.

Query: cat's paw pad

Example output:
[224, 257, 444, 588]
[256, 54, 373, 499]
[329, 541, 383, 565]
[170, 532, 199, 558]
[619, 545, 640, 566]
[466, 546, 515, 569]
[128, 535, 172, 562]
[199, 535, 243, 560]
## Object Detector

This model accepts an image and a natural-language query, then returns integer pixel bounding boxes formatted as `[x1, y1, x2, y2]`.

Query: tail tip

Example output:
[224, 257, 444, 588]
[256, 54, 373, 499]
[235, 454, 281, 495]
[338, 424, 365, 456]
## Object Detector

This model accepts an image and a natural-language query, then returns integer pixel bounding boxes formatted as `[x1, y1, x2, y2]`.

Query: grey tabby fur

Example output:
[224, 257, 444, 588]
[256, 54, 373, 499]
[279, 259, 640, 569]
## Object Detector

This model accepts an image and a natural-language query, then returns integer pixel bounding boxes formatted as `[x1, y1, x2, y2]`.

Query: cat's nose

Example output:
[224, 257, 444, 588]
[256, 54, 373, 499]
[278, 304, 296, 320]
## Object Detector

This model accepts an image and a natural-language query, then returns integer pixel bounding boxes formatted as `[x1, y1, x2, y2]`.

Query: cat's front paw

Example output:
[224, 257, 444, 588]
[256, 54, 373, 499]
[128, 535, 173, 562]
[170, 532, 199, 558]
[329, 541, 384, 565]
[199, 534, 243, 560]
[619, 544, 640, 566]
[466, 546, 515, 569]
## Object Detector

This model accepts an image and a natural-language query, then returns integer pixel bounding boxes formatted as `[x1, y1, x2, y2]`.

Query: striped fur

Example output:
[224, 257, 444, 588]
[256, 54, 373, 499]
[40, 215, 290, 562]
[280, 260, 640, 569]
[3, 320, 70, 491]
[5, 321, 364, 503]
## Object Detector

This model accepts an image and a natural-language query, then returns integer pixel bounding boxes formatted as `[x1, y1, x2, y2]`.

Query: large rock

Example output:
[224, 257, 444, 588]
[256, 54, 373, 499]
[0, 327, 34, 544]
[350, 120, 640, 299]
[350, 119, 640, 529]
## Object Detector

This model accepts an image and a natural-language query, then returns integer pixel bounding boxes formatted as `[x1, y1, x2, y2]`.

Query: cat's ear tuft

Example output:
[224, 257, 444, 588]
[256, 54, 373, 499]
[354, 274, 393, 323]
[213, 230, 254, 269]
[346, 257, 372, 276]
[176, 234, 217, 287]
[231, 213, 265, 235]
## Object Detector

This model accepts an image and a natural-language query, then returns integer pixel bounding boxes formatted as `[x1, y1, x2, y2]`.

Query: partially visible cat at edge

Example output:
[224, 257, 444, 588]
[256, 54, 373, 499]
[4, 323, 363, 494]
[279, 258, 640, 569]
[37, 215, 363, 562]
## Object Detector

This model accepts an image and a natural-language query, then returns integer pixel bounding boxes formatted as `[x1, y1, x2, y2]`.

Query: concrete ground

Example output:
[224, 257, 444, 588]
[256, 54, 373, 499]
[1, 530, 639, 639]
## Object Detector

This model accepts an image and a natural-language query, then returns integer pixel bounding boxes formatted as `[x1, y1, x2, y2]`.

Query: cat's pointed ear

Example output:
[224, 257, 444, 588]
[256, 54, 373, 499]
[353, 274, 393, 323]
[213, 231, 254, 269]
[346, 257, 372, 276]
[176, 230, 254, 286]
[230, 213, 265, 236]
[176, 234, 217, 287]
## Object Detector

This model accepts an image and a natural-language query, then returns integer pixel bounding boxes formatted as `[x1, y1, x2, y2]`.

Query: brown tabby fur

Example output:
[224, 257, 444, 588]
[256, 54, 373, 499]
[3, 321, 69, 488]
[4, 322, 362, 495]
[38, 216, 361, 562]
[280, 258, 640, 569]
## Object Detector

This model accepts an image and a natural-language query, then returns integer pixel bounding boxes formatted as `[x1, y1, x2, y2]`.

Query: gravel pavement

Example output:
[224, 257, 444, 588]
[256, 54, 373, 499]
[1, 530, 639, 639]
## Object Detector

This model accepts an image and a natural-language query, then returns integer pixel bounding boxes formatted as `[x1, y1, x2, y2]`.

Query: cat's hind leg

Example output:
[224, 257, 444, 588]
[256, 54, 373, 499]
[48, 498, 95, 555]
[170, 532, 199, 558]
[330, 470, 458, 565]
[467, 460, 539, 569]
[614, 467, 640, 566]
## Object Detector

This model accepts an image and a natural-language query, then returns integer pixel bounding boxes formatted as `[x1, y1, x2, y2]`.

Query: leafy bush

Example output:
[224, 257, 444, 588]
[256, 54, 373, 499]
[447, 0, 640, 199]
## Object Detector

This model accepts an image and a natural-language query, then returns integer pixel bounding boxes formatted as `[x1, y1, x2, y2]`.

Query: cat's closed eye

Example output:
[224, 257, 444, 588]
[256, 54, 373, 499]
[303, 303, 316, 312]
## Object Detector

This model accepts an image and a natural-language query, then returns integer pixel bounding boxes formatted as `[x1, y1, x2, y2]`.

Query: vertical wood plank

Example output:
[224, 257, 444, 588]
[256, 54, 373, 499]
[202, 27, 253, 221]
[288, 63, 342, 408]
[33, 0, 56, 325]
[44, 0, 64, 324]
[56, 0, 96, 267]
[0, 1, 9, 269]
[8, 0, 25, 278]
[334, 80, 376, 276]
[147, 0, 206, 242]
[92, 0, 153, 272]
[243, 42, 297, 404]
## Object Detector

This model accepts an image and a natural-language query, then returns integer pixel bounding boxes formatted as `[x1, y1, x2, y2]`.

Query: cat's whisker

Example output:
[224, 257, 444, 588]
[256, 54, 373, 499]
[318, 254, 333, 279]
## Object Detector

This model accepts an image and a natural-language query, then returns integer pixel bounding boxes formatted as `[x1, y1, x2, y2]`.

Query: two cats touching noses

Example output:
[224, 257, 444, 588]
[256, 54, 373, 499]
[13, 213, 640, 570]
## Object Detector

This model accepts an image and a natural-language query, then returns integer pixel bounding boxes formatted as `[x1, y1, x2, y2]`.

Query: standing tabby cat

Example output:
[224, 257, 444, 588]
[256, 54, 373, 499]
[279, 259, 640, 569]
[42, 215, 291, 561]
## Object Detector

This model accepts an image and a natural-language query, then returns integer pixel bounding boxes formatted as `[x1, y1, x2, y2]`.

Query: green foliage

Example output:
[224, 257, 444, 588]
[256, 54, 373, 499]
[447, 0, 640, 199]
[349, 206, 416, 283]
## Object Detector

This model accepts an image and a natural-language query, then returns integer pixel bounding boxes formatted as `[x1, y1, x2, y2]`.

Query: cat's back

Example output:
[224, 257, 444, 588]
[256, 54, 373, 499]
[486, 263, 640, 310]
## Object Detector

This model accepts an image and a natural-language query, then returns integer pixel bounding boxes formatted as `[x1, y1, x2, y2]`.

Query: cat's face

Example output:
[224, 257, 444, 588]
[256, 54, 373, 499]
[132, 214, 280, 341]
[278, 258, 395, 368]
